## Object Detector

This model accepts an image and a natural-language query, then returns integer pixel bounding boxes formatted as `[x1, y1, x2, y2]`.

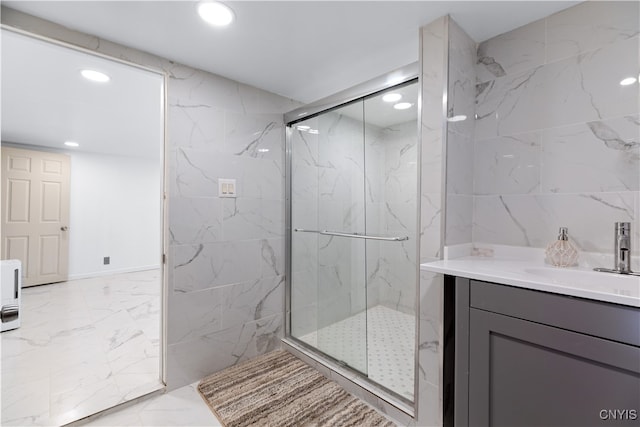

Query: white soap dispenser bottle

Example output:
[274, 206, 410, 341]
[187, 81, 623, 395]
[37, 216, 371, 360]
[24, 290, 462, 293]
[545, 227, 578, 267]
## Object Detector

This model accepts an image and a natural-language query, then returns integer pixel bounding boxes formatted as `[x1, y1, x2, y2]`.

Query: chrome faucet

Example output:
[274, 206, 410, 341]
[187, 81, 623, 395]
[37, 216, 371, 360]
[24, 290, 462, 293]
[614, 222, 631, 273]
[594, 222, 639, 275]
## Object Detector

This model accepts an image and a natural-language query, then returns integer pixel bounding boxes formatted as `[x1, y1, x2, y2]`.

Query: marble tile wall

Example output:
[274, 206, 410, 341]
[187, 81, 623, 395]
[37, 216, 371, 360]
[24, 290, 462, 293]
[290, 111, 369, 336]
[373, 120, 418, 314]
[162, 62, 297, 390]
[289, 116, 320, 338]
[1, 7, 300, 391]
[420, 17, 447, 266]
[445, 19, 477, 247]
[417, 16, 448, 427]
[474, 1, 640, 256]
[317, 111, 368, 329]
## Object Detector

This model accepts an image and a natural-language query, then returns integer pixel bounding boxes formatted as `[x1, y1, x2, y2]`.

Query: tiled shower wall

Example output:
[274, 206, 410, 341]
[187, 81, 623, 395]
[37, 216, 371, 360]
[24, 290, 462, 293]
[372, 120, 418, 313]
[1, 7, 299, 390]
[290, 112, 368, 336]
[473, 1, 640, 255]
[417, 16, 448, 427]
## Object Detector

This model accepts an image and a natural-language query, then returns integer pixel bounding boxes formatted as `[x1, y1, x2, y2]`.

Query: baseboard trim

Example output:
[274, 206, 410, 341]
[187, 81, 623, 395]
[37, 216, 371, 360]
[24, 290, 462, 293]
[67, 264, 160, 281]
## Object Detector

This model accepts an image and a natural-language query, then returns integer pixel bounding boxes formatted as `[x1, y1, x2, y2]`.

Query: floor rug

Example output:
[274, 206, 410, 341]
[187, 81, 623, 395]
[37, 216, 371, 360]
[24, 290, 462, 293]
[197, 350, 396, 427]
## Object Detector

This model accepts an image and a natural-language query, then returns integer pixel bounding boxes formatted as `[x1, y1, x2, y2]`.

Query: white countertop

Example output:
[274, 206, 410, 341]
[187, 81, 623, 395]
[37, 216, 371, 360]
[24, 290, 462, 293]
[421, 253, 640, 308]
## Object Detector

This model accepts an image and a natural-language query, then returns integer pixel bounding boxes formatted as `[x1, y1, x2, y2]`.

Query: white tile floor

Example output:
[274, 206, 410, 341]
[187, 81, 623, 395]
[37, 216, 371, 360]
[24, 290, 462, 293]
[0, 270, 163, 426]
[78, 382, 222, 427]
[299, 305, 415, 400]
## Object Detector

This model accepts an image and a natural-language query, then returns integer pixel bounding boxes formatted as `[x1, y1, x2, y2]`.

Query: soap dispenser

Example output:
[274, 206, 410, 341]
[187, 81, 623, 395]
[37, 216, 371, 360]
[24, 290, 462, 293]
[545, 227, 578, 267]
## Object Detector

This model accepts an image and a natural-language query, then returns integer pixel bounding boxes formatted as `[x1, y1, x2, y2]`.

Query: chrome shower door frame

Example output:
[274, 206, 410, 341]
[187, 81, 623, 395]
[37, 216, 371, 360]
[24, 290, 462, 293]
[284, 62, 421, 417]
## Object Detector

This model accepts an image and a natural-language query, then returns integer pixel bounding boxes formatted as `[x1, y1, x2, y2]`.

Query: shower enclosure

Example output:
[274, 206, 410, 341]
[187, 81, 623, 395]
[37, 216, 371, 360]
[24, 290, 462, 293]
[285, 77, 419, 404]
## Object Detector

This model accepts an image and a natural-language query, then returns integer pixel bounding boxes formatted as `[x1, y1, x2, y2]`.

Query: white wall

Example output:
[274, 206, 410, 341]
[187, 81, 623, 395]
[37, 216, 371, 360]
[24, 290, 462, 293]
[68, 151, 161, 278]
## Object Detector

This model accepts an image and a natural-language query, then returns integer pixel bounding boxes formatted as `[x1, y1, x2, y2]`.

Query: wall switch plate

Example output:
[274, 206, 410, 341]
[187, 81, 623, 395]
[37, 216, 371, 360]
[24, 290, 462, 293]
[218, 178, 237, 198]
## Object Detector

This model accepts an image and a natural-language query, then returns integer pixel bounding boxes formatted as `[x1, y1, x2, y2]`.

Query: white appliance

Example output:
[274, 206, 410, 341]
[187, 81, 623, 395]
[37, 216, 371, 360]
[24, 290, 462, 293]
[1, 259, 21, 332]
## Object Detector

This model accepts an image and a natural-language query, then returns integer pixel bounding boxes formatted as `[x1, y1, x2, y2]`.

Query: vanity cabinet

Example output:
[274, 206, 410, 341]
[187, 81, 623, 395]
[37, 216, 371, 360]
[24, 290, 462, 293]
[453, 277, 640, 427]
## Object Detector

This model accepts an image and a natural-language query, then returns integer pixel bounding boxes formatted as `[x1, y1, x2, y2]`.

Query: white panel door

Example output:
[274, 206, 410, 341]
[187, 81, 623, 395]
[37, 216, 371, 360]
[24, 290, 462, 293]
[1, 146, 70, 286]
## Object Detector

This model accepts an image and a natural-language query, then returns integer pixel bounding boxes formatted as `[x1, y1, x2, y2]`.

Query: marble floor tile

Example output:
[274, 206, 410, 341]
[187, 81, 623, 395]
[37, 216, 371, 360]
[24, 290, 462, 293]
[0, 270, 163, 427]
[79, 382, 222, 427]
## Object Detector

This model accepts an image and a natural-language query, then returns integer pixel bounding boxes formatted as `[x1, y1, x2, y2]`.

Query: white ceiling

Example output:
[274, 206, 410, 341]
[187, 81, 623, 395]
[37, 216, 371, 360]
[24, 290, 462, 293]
[1, 29, 163, 159]
[3, 1, 580, 104]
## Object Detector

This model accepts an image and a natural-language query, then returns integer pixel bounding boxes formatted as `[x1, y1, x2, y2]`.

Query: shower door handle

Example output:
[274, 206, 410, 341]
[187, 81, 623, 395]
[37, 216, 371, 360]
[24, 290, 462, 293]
[294, 228, 408, 242]
[322, 230, 409, 242]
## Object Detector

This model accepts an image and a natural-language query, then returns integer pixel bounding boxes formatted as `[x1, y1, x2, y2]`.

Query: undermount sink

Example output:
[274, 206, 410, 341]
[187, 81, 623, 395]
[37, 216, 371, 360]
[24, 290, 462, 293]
[523, 267, 640, 298]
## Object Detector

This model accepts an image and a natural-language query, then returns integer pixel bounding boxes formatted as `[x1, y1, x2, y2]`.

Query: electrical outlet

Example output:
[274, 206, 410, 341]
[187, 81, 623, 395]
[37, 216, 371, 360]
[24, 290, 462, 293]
[103, 256, 110, 265]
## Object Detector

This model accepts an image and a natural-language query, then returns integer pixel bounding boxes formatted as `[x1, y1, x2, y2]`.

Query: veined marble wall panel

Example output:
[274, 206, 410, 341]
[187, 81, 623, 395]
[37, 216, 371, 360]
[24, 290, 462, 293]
[166, 313, 283, 388]
[475, 36, 638, 139]
[545, 1, 640, 63]
[317, 112, 367, 325]
[166, 58, 295, 388]
[473, 1, 640, 256]
[291, 111, 378, 331]
[290, 122, 320, 338]
[445, 194, 473, 246]
[474, 192, 639, 254]
[476, 18, 545, 84]
[540, 116, 639, 194]
[473, 132, 541, 196]
[378, 238, 417, 314]
[418, 16, 448, 427]
[375, 121, 418, 313]
[0, 7, 300, 391]
[365, 125, 386, 206]
[417, 269, 443, 427]
[445, 19, 476, 247]
[363, 123, 384, 314]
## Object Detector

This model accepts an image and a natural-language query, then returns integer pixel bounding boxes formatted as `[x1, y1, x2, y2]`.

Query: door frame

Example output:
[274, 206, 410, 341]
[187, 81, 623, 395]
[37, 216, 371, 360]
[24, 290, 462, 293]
[1, 24, 169, 386]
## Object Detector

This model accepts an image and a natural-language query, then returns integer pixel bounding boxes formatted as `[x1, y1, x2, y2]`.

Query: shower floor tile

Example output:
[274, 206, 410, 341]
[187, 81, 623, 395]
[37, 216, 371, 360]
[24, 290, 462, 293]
[299, 305, 415, 400]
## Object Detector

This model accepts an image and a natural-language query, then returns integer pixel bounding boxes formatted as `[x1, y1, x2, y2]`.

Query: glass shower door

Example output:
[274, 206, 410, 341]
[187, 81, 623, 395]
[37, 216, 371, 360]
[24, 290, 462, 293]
[290, 100, 368, 374]
[362, 82, 418, 400]
[289, 79, 419, 402]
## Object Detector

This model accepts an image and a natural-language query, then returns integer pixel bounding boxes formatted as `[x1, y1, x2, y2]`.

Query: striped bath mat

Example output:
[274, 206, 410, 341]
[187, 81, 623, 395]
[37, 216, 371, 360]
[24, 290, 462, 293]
[198, 350, 396, 426]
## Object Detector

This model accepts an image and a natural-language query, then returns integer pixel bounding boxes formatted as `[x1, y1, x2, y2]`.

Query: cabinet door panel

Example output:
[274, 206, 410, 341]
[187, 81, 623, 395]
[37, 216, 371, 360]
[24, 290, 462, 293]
[469, 308, 640, 427]
[470, 280, 640, 347]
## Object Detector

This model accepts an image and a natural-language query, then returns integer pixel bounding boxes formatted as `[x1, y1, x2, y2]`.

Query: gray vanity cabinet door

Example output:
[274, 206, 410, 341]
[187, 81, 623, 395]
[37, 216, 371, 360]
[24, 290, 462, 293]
[468, 308, 640, 427]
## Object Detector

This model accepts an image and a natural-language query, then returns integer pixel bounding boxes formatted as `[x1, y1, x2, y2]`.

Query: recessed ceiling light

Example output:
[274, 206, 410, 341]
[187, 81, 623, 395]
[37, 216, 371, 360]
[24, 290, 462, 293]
[81, 69, 110, 83]
[198, 1, 234, 26]
[393, 102, 412, 110]
[620, 77, 637, 86]
[382, 93, 402, 103]
[64, 141, 79, 147]
[297, 125, 311, 131]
